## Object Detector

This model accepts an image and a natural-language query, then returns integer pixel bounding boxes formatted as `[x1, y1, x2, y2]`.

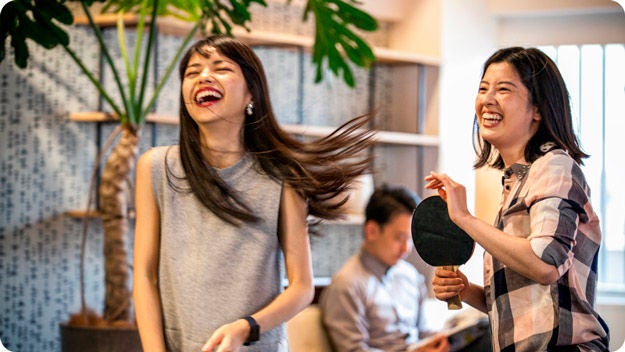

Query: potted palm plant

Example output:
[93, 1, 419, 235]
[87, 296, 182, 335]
[1, 0, 377, 350]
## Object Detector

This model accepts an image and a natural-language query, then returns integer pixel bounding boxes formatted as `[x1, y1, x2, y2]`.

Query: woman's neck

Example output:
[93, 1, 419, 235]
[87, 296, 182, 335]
[498, 146, 528, 169]
[198, 123, 245, 169]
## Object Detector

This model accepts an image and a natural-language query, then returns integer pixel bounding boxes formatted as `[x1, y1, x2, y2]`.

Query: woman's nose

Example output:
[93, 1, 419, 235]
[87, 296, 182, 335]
[482, 88, 496, 106]
[199, 68, 214, 83]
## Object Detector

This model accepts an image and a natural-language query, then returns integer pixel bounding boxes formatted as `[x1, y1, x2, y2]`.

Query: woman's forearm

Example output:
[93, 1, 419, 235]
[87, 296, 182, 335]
[252, 277, 314, 334]
[457, 215, 558, 284]
[462, 282, 487, 313]
[134, 276, 167, 352]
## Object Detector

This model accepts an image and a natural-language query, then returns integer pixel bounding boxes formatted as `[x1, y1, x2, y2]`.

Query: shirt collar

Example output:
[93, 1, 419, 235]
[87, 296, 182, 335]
[502, 142, 559, 184]
[503, 163, 531, 183]
[359, 247, 391, 282]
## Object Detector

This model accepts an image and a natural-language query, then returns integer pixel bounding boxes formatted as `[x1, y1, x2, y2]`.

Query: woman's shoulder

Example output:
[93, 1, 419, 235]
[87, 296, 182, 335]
[531, 148, 578, 175]
[147, 145, 177, 158]
[138, 145, 177, 165]
[527, 148, 589, 200]
[137, 145, 180, 175]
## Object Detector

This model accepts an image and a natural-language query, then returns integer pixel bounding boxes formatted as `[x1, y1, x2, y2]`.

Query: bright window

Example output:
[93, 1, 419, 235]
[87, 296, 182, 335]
[539, 44, 625, 294]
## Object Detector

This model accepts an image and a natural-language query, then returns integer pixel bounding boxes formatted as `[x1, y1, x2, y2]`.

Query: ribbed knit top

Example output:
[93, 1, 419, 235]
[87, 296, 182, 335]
[150, 146, 286, 351]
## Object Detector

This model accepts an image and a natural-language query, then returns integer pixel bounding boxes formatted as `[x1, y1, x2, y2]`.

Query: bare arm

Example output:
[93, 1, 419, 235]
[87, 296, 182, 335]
[425, 172, 559, 285]
[202, 184, 314, 352]
[133, 150, 167, 352]
[253, 184, 315, 329]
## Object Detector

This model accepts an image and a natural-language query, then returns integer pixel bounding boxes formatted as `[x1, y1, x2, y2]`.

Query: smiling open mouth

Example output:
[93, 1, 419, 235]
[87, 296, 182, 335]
[195, 89, 223, 106]
[482, 112, 502, 122]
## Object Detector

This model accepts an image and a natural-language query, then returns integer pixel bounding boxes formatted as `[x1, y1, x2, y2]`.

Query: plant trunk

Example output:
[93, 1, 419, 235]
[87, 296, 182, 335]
[99, 124, 139, 324]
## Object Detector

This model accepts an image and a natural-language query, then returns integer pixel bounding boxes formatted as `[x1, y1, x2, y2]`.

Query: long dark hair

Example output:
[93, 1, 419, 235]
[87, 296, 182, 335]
[172, 35, 375, 225]
[473, 47, 588, 169]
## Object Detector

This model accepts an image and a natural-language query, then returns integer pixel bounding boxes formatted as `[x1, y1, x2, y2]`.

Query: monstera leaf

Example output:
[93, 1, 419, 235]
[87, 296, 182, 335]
[0, 0, 77, 67]
[305, 0, 377, 86]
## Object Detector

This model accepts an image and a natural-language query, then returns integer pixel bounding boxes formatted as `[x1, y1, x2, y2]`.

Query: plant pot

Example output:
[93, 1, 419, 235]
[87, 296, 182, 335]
[60, 324, 143, 352]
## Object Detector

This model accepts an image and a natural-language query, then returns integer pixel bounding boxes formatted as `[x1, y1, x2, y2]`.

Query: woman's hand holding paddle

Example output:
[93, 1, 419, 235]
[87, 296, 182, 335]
[431, 267, 468, 304]
[424, 172, 471, 227]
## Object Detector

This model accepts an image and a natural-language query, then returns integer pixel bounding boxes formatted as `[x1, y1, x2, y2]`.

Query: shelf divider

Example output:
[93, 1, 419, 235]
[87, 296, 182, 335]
[69, 112, 439, 147]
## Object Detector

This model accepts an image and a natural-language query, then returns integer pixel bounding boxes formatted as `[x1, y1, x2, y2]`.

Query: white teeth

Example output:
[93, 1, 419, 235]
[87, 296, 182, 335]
[195, 90, 223, 103]
[482, 112, 502, 121]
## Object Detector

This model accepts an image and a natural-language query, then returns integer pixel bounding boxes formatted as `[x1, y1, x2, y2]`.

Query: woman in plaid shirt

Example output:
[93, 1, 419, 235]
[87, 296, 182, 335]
[425, 47, 610, 351]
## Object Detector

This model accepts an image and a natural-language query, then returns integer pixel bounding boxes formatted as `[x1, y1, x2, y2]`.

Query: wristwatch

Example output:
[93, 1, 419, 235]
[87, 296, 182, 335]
[242, 315, 260, 346]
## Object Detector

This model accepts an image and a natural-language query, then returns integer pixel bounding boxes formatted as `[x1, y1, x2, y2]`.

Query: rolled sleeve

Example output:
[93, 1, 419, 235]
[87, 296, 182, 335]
[529, 197, 579, 275]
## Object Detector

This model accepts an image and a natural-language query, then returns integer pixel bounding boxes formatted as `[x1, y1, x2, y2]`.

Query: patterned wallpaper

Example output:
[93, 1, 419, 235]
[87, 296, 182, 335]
[0, 6, 396, 350]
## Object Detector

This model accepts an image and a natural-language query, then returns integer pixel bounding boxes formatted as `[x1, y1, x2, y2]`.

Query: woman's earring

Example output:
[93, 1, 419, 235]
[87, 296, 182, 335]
[246, 101, 254, 116]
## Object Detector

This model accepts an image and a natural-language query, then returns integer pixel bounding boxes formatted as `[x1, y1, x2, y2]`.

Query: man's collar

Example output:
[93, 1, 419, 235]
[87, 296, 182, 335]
[359, 248, 391, 282]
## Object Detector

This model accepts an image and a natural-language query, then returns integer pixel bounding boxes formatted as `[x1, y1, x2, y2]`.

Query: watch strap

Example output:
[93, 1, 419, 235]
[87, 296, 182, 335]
[242, 315, 260, 346]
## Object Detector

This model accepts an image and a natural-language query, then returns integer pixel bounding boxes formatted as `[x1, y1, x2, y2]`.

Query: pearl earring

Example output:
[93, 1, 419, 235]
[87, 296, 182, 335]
[246, 101, 254, 116]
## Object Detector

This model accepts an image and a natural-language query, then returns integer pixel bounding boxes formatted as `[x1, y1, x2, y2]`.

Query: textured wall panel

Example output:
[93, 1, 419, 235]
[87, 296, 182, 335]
[1, 27, 105, 350]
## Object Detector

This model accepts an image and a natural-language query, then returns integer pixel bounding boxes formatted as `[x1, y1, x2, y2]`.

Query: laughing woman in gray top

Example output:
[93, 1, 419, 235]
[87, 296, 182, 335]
[133, 35, 375, 352]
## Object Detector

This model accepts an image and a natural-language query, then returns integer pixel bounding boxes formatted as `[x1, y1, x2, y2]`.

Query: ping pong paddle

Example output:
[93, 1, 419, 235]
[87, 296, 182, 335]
[411, 195, 475, 309]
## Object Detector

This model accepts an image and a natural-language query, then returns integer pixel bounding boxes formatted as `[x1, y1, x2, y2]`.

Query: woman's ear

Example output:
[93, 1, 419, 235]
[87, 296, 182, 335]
[533, 106, 541, 122]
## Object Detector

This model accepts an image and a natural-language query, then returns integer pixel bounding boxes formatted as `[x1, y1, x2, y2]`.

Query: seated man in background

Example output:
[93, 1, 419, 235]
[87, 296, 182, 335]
[319, 185, 449, 352]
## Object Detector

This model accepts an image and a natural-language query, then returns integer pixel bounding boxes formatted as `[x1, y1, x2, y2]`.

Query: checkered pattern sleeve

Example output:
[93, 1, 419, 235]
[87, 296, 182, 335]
[526, 151, 595, 276]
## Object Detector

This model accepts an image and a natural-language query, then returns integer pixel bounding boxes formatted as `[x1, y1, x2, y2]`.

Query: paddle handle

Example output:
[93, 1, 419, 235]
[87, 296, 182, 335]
[441, 265, 463, 310]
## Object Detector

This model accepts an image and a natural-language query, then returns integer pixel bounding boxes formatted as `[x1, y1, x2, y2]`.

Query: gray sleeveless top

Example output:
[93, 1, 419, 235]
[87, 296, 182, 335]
[150, 146, 287, 352]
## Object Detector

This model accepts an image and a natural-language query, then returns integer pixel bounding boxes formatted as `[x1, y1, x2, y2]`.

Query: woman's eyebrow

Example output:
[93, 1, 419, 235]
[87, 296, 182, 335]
[212, 59, 235, 66]
[480, 80, 518, 88]
[185, 63, 202, 70]
[479, 80, 518, 87]
[496, 80, 519, 87]
[185, 59, 234, 72]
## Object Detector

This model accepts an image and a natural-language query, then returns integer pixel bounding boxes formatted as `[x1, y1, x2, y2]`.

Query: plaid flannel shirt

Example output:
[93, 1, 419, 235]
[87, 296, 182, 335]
[484, 148, 610, 351]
